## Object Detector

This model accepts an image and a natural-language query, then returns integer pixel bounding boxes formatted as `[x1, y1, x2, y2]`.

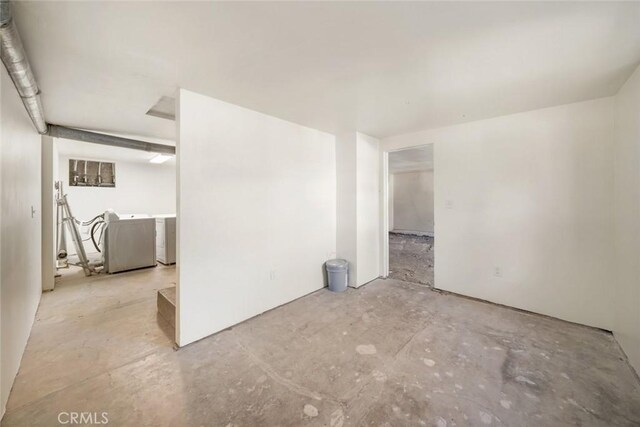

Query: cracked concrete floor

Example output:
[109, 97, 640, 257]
[389, 232, 434, 286]
[3, 268, 640, 426]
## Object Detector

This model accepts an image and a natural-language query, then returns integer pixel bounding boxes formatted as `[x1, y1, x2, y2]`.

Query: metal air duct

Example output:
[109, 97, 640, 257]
[0, 0, 47, 134]
[1, 1, 174, 153]
[48, 125, 176, 155]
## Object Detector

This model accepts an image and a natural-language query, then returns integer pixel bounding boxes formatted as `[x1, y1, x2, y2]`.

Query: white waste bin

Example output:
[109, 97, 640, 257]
[326, 259, 348, 292]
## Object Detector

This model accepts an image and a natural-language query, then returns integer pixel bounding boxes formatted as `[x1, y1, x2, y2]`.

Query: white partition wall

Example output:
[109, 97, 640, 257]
[177, 89, 336, 346]
[336, 132, 381, 288]
[336, 133, 358, 286]
[613, 64, 640, 373]
[41, 136, 57, 291]
[382, 97, 616, 330]
[355, 133, 381, 287]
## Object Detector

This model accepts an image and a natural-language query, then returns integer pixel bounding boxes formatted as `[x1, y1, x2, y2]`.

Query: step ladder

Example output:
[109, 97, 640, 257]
[55, 182, 96, 276]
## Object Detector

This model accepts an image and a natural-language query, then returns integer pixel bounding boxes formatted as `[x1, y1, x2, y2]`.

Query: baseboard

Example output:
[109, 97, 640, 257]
[390, 229, 434, 237]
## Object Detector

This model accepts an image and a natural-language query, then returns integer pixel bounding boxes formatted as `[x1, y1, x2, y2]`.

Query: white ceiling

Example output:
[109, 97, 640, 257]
[13, 2, 640, 141]
[389, 145, 433, 174]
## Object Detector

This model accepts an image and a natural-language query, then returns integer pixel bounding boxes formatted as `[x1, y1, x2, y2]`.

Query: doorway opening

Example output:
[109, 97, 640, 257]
[18, 134, 179, 413]
[385, 145, 434, 286]
[51, 138, 176, 279]
[42, 135, 178, 345]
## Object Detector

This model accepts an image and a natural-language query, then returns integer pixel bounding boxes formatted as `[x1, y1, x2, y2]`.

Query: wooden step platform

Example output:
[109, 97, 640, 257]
[157, 287, 176, 329]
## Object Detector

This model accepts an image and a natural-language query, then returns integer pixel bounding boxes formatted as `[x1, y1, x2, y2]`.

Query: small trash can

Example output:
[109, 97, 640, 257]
[326, 259, 348, 292]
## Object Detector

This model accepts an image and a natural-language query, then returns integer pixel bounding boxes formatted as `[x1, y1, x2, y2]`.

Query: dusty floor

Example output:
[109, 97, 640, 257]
[389, 232, 434, 286]
[3, 268, 640, 426]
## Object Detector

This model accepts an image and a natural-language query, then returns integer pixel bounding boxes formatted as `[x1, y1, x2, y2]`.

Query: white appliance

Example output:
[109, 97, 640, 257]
[155, 215, 176, 265]
[102, 211, 156, 273]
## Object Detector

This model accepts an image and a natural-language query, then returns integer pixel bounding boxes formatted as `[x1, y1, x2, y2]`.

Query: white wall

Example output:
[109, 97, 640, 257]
[41, 136, 57, 291]
[1, 68, 42, 417]
[355, 133, 381, 286]
[177, 89, 336, 346]
[336, 133, 358, 286]
[613, 65, 640, 373]
[58, 150, 176, 255]
[391, 170, 434, 235]
[336, 132, 381, 287]
[388, 174, 394, 230]
[382, 97, 615, 330]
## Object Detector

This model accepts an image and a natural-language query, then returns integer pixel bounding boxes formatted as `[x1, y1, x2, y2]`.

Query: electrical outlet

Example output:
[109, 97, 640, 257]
[269, 270, 276, 281]
[494, 267, 502, 277]
[445, 199, 454, 209]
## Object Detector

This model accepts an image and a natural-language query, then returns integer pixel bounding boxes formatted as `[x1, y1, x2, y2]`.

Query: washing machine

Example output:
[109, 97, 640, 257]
[102, 211, 156, 273]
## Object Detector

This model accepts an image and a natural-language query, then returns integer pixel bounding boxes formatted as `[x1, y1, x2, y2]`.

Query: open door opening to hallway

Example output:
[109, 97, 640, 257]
[387, 145, 434, 286]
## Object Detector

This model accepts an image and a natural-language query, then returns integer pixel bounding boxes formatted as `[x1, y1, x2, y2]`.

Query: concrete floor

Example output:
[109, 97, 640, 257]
[389, 232, 434, 286]
[3, 268, 640, 426]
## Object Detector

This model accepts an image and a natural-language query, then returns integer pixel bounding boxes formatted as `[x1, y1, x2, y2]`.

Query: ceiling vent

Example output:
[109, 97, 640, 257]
[146, 96, 176, 121]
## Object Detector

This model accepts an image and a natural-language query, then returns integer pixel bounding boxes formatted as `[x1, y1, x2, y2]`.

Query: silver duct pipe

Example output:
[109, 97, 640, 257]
[0, 0, 48, 134]
[1, 1, 173, 153]
[48, 125, 176, 155]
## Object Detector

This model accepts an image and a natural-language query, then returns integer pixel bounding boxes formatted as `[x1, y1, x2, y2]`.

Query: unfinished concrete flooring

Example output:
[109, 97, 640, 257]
[3, 269, 640, 426]
[389, 232, 435, 286]
[2, 265, 177, 421]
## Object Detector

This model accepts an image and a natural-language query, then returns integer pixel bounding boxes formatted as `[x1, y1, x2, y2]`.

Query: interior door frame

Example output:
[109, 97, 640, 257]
[380, 143, 434, 280]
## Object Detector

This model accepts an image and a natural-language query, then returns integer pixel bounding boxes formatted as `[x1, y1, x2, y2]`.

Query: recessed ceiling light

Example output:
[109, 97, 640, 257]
[150, 154, 173, 164]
